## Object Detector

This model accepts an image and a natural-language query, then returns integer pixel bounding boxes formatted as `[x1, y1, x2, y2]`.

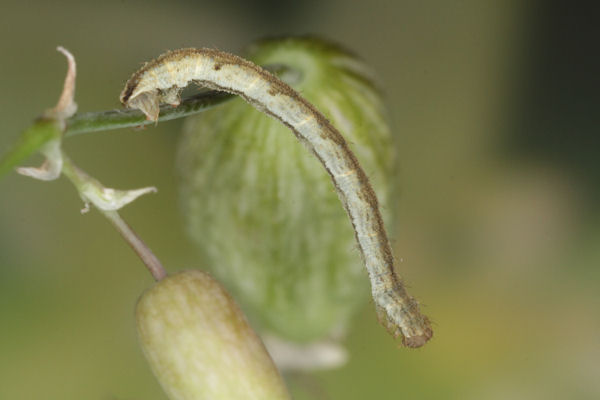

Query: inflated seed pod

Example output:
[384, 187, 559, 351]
[136, 270, 291, 400]
[177, 37, 395, 342]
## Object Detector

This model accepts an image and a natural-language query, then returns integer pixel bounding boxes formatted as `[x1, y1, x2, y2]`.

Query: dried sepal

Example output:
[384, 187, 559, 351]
[17, 47, 77, 181]
[47, 46, 78, 121]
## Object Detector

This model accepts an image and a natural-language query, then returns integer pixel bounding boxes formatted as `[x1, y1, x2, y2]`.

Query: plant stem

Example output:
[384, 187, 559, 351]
[0, 64, 294, 179]
[103, 210, 167, 281]
[65, 91, 233, 137]
[0, 91, 232, 180]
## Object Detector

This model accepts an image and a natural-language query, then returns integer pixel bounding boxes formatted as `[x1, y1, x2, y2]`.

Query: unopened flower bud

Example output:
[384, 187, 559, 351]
[135, 270, 291, 400]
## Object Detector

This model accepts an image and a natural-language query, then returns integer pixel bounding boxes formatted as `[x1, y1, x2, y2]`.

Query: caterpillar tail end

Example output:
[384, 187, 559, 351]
[401, 320, 433, 348]
[375, 303, 433, 349]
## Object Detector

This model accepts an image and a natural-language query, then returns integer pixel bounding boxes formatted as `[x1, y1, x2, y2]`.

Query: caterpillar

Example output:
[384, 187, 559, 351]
[120, 48, 433, 348]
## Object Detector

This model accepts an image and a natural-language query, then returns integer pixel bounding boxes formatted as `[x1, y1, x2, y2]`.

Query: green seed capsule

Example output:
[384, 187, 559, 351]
[177, 37, 395, 342]
[135, 270, 291, 400]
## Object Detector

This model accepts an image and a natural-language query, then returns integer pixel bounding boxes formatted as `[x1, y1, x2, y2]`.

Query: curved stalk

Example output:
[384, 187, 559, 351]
[61, 154, 167, 281]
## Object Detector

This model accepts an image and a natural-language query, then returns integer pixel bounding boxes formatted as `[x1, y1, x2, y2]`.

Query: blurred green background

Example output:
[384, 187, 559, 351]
[1, 1, 598, 399]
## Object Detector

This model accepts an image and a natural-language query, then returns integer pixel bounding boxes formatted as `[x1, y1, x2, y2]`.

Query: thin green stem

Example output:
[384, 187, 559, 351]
[103, 210, 167, 281]
[65, 90, 233, 137]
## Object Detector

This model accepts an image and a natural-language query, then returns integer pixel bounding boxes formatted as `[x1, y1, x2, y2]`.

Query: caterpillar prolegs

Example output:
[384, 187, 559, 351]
[121, 47, 432, 348]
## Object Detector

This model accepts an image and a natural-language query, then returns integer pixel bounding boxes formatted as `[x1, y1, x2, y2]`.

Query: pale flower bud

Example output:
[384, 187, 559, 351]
[135, 270, 291, 400]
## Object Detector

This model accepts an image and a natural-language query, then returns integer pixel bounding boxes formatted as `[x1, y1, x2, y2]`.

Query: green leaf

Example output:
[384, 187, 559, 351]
[0, 119, 61, 179]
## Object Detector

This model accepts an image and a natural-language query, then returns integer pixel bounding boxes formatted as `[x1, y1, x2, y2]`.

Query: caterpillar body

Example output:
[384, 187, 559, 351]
[121, 48, 432, 348]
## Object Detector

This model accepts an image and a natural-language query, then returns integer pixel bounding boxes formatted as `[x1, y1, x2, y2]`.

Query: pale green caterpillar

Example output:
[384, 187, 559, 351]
[121, 41, 432, 348]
